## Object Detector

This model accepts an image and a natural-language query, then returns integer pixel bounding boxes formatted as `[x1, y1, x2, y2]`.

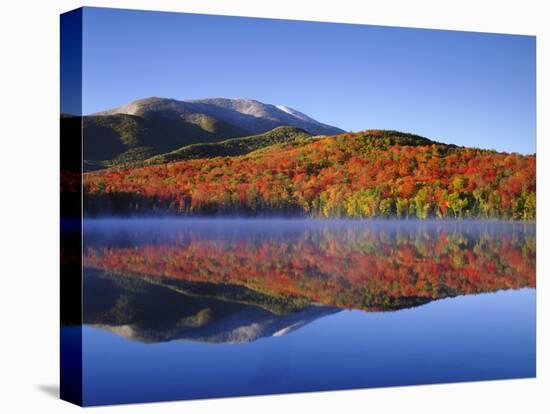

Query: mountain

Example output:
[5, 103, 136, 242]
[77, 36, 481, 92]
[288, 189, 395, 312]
[84, 129, 536, 220]
[77, 97, 344, 170]
[97, 97, 344, 136]
[145, 126, 312, 164]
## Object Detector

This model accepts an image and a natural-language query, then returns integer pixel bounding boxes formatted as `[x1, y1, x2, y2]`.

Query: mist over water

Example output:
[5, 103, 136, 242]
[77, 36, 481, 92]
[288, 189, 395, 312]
[83, 217, 535, 245]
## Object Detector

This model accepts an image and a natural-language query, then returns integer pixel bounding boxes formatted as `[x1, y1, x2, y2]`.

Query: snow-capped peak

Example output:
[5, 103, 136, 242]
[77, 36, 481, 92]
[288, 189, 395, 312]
[275, 104, 317, 123]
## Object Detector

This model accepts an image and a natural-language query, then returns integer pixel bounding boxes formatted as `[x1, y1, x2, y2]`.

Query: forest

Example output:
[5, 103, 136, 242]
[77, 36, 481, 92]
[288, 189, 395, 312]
[83, 129, 536, 220]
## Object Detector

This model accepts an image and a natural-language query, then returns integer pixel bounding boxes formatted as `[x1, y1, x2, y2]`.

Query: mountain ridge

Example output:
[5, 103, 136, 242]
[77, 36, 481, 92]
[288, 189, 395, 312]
[96, 96, 345, 136]
[77, 97, 344, 170]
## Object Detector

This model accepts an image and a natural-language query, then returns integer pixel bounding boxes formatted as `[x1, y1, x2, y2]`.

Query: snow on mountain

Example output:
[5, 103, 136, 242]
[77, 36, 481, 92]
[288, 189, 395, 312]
[96, 97, 345, 136]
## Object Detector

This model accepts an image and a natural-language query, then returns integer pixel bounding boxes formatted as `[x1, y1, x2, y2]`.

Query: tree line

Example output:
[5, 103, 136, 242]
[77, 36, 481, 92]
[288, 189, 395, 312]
[84, 130, 536, 220]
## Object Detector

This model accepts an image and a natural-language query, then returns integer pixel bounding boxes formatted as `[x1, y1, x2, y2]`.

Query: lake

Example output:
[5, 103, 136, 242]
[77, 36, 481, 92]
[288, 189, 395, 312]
[66, 219, 536, 405]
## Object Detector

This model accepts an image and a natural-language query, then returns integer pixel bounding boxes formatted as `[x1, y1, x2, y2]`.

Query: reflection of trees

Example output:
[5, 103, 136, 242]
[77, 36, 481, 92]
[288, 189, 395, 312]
[84, 225, 535, 311]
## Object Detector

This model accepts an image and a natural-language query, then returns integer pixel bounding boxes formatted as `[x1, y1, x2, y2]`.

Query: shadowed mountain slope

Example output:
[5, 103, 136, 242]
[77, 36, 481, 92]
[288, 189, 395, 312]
[145, 126, 312, 164]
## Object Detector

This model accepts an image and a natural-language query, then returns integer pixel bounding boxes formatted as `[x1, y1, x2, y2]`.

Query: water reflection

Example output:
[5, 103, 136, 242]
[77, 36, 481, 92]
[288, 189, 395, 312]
[82, 219, 535, 344]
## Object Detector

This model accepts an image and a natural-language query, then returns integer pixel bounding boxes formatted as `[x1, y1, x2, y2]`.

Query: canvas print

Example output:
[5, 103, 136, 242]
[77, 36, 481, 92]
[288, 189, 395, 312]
[60, 7, 536, 406]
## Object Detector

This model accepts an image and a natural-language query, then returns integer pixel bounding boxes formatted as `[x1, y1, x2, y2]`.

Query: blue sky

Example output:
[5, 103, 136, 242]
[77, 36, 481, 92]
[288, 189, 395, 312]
[78, 7, 536, 154]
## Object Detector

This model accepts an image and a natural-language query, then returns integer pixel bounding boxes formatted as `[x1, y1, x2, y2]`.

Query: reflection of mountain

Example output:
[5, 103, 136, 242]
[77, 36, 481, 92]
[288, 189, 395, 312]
[84, 269, 340, 344]
[81, 220, 535, 344]
[84, 221, 535, 314]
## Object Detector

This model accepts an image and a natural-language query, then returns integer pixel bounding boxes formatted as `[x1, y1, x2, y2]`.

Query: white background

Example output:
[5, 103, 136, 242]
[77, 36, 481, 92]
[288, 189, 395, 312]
[0, 0, 548, 412]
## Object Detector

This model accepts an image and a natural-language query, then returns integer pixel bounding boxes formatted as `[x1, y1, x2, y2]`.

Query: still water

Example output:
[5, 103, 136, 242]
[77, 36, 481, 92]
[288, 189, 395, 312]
[71, 219, 536, 405]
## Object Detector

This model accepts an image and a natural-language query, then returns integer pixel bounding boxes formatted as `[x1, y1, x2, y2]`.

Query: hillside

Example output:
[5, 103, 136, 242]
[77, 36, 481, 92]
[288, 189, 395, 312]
[84, 129, 536, 220]
[79, 111, 248, 170]
[145, 126, 312, 164]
